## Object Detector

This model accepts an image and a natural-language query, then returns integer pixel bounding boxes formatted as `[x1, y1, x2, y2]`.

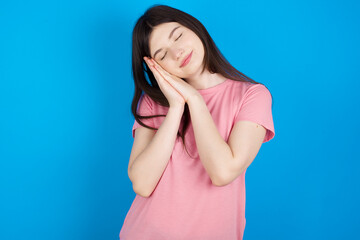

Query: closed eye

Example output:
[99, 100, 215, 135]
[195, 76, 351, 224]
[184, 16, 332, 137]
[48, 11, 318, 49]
[160, 33, 183, 60]
[175, 33, 182, 41]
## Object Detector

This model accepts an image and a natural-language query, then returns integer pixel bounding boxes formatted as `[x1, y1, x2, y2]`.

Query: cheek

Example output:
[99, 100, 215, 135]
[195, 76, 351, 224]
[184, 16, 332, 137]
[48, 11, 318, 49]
[161, 64, 184, 78]
[159, 60, 173, 70]
[166, 66, 179, 76]
[159, 63, 175, 74]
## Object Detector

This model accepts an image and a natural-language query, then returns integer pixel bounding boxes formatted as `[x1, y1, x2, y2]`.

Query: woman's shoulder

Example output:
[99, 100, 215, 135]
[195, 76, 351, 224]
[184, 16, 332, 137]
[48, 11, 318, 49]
[227, 79, 257, 93]
[226, 80, 270, 103]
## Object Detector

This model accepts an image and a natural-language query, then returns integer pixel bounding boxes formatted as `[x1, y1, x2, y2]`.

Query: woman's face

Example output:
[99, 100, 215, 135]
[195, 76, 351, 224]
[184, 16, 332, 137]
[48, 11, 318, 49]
[148, 22, 205, 79]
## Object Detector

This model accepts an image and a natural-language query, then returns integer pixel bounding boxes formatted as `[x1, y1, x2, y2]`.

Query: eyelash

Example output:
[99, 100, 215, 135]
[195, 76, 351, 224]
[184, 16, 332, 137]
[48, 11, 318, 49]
[160, 33, 182, 60]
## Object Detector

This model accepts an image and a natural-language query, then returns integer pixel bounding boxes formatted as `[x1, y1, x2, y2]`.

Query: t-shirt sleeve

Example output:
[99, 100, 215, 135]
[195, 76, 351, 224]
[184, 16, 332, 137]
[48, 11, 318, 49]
[132, 94, 155, 138]
[234, 84, 275, 143]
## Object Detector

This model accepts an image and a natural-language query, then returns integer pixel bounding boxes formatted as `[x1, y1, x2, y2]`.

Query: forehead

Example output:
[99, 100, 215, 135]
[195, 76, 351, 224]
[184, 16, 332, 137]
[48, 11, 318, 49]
[149, 22, 182, 56]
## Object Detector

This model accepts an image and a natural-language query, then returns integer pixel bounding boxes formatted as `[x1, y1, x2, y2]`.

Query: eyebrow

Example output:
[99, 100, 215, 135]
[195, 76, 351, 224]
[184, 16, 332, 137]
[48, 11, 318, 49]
[152, 26, 181, 59]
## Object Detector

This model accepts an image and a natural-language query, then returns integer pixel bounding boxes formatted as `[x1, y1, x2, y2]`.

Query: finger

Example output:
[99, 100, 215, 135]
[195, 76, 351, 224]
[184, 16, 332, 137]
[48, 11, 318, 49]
[152, 67, 177, 94]
[150, 65, 179, 91]
[151, 60, 181, 84]
[150, 65, 162, 81]
[151, 60, 176, 84]
[152, 64, 168, 82]
[145, 61, 163, 80]
[144, 57, 154, 69]
[143, 58, 177, 94]
[150, 59, 164, 71]
[143, 58, 162, 82]
[151, 61, 184, 86]
[144, 56, 157, 69]
[148, 59, 184, 94]
[151, 59, 169, 75]
[150, 65, 167, 86]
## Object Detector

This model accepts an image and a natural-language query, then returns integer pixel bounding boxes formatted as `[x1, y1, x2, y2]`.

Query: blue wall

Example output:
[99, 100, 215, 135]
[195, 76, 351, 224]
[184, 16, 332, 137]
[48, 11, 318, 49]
[1, 0, 359, 239]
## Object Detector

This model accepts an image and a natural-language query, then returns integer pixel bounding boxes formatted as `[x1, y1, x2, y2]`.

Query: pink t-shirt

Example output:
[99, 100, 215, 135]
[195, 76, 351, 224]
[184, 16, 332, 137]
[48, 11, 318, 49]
[119, 79, 275, 240]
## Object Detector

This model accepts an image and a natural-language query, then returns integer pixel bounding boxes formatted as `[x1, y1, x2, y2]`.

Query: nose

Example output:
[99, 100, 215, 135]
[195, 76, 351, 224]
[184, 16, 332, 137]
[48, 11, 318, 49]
[171, 48, 184, 61]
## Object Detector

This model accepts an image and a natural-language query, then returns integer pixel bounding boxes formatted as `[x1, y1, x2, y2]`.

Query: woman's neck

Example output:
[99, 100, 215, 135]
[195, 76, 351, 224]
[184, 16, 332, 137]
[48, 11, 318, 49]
[184, 70, 228, 90]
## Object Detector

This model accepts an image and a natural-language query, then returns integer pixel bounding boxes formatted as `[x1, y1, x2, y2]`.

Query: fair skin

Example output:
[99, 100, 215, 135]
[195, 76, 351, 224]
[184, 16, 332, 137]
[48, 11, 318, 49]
[148, 21, 228, 90]
[128, 22, 266, 197]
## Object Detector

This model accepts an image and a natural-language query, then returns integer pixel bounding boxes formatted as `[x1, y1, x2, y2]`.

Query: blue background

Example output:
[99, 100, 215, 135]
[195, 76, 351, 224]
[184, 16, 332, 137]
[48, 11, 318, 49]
[1, 0, 359, 239]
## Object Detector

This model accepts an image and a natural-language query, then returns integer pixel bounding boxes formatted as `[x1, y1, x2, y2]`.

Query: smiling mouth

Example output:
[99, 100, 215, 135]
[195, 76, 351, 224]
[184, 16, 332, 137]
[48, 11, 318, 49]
[180, 51, 193, 68]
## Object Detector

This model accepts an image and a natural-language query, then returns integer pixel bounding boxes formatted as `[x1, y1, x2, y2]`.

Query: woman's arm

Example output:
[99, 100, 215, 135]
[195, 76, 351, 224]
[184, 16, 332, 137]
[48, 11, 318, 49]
[142, 59, 268, 187]
[128, 105, 184, 197]
[187, 94, 266, 186]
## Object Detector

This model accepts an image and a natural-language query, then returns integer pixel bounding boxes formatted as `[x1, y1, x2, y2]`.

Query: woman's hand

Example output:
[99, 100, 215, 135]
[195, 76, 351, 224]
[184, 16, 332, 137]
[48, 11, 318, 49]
[144, 57, 200, 104]
[144, 56, 185, 109]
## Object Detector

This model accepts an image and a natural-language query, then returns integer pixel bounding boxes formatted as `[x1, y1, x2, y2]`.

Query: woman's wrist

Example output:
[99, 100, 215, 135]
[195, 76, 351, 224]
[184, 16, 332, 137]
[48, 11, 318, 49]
[187, 92, 202, 107]
[169, 104, 185, 115]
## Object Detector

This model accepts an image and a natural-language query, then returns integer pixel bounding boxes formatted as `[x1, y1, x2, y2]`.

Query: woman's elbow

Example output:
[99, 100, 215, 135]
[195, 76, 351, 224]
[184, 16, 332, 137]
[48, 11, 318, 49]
[132, 183, 153, 198]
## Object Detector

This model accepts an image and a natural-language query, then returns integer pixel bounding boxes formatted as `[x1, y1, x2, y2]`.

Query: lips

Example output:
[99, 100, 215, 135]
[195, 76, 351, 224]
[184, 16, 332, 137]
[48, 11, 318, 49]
[180, 51, 193, 68]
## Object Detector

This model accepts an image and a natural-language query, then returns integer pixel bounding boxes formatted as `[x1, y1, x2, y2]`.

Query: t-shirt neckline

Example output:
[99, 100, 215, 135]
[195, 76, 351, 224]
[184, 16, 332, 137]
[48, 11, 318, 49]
[197, 78, 231, 95]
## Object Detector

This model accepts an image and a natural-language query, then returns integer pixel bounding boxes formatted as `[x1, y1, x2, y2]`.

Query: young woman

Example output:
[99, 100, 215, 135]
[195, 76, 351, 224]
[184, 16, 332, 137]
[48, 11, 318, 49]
[119, 4, 275, 240]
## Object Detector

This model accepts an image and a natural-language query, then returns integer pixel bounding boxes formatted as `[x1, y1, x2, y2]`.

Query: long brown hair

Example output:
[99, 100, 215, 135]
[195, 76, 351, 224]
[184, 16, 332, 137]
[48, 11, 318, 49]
[131, 4, 272, 158]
